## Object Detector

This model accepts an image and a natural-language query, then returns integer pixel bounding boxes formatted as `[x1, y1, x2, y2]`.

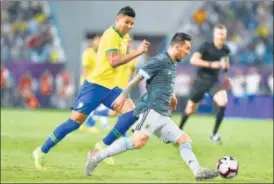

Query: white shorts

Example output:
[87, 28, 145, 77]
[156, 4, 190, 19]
[132, 109, 185, 144]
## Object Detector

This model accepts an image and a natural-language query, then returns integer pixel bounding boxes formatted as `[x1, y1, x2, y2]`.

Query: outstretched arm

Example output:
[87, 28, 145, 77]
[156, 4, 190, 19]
[113, 74, 144, 110]
[122, 74, 144, 97]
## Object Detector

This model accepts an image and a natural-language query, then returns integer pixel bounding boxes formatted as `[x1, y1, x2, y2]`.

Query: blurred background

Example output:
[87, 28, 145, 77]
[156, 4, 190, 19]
[1, 1, 273, 119]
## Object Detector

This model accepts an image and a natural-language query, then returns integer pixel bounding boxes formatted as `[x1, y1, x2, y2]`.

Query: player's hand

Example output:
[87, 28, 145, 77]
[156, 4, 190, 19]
[113, 94, 126, 111]
[220, 61, 227, 70]
[170, 95, 178, 112]
[137, 40, 150, 55]
[210, 62, 222, 69]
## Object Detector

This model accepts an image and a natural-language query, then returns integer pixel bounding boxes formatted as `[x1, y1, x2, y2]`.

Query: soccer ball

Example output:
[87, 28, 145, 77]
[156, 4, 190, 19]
[217, 156, 239, 179]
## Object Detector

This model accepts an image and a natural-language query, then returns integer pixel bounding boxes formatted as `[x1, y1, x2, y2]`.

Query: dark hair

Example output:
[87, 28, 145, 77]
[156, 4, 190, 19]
[214, 24, 227, 30]
[117, 6, 135, 18]
[170, 32, 191, 45]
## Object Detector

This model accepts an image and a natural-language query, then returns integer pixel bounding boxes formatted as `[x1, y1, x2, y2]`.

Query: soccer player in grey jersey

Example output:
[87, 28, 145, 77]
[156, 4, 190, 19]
[84, 33, 219, 181]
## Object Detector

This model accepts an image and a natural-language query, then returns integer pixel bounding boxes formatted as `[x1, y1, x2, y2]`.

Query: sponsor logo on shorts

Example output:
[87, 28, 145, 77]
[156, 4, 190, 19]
[78, 102, 84, 109]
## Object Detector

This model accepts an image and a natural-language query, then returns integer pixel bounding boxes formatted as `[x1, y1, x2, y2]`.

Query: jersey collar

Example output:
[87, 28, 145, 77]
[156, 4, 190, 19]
[165, 52, 176, 64]
[112, 26, 124, 38]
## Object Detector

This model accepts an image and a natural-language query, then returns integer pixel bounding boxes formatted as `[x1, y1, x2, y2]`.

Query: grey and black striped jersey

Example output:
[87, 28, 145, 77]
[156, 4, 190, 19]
[134, 52, 177, 117]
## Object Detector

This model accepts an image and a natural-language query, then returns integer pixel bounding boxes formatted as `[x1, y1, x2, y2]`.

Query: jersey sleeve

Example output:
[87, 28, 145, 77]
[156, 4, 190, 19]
[138, 59, 162, 80]
[197, 42, 208, 55]
[104, 31, 120, 53]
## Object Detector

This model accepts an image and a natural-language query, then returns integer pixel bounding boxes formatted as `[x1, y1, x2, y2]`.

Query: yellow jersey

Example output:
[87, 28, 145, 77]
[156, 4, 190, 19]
[87, 26, 130, 89]
[80, 47, 97, 85]
[115, 53, 138, 89]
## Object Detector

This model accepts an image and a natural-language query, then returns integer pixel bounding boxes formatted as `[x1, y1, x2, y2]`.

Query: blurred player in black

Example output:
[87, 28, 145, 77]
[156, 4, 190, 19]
[179, 25, 230, 143]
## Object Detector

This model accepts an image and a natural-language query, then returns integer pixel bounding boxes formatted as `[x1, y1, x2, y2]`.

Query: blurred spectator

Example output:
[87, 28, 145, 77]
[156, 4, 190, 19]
[229, 69, 245, 104]
[1, 65, 13, 106]
[39, 70, 53, 108]
[52, 68, 75, 109]
[18, 71, 39, 109]
[184, 1, 273, 66]
[268, 72, 273, 94]
[1, 1, 65, 63]
[245, 67, 262, 102]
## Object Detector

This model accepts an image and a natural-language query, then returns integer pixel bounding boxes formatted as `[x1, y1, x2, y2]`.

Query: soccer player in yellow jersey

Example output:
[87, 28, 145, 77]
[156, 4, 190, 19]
[93, 37, 138, 121]
[33, 6, 150, 169]
[80, 34, 101, 85]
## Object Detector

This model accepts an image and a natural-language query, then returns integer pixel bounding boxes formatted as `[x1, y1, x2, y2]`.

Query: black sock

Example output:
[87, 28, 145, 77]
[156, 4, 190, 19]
[213, 106, 226, 135]
[179, 114, 189, 130]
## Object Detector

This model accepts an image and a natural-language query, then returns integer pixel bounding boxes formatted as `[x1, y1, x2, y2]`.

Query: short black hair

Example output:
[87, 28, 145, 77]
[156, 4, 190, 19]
[117, 6, 135, 18]
[170, 32, 191, 45]
[214, 24, 227, 30]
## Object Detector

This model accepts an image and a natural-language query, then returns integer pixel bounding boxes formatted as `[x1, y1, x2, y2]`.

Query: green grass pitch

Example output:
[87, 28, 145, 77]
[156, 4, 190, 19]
[1, 108, 273, 183]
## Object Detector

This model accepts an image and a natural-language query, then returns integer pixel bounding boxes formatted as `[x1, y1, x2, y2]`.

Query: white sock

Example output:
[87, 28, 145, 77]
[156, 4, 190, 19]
[179, 142, 200, 175]
[96, 137, 134, 161]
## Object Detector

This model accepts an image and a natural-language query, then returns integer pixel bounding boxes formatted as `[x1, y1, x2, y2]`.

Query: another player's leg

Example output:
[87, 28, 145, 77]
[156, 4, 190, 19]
[85, 124, 150, 176]
[93, 98, 135, 165]
[211, 89, 228, 143]
[93, 106, 118, 130]
[79, 112, 100, 133]
[157, 120, 219, 180]
[33, 111, 87, 170]
[179, 79, 206, 130]
[33, 81, 106, 169]
[179, 100, 197, 129]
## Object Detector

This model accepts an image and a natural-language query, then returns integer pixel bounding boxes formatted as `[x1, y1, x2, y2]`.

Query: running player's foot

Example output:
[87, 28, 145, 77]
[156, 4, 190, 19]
[84, 150, 99, 176]
[32, 147, 45, 170]
[210, 133, 222, 144]
[195, 168, 219, 181]
[94, 141, 115, 165]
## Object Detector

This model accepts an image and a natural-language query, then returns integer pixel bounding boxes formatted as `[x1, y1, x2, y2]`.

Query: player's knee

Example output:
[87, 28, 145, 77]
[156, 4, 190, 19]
[215, 96, 228, 107]
[117, 99, 135, 114]
[214, 91, 228, 107]
[132, 133, 149, 149]
[69, 111, 87, 124]
[185, 102, 196, 115]
[176, 133, 192, 146]
[185, 108, 194, 115]
[109, 110, 117, 117]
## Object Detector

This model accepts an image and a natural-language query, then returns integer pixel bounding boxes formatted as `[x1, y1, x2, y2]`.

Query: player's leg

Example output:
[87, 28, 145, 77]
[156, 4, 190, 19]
[85, 109, 159, 176]
[33, 81, 108, 169]
[94, 105, 118, 130]
[179, 100, 198, 129]
[100, 87, 136, 146]
[156, 119, 219, 180]
[179, 78, 207, 130]
[90, 87, 135, 165]
[79, 112, 100, 133]
[210, 83, 228, 143]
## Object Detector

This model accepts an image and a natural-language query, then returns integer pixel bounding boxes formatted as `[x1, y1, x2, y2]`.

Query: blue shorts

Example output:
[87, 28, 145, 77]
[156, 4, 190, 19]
[71, 80, 122, 115]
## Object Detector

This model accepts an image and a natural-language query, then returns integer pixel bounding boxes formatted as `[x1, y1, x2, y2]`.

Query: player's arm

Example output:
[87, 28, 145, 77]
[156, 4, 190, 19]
[190, 42, 221, 69]
[121, 74, 144, 97]
[190, 52, 213, 68]
[113, 59, 161, 109]
[107, 40, 150, 68]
